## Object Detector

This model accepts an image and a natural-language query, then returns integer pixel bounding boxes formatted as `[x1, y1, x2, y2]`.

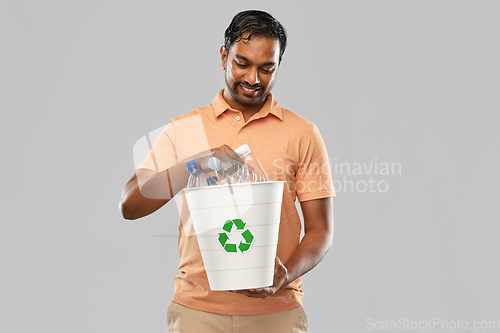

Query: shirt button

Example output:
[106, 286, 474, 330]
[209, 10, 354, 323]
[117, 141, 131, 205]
[240, 129, 244, 133]
[236, 116, 241, 121]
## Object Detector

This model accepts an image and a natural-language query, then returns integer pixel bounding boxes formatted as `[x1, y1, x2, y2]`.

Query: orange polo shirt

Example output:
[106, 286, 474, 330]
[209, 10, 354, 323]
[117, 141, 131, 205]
[137, 89, 335, 315]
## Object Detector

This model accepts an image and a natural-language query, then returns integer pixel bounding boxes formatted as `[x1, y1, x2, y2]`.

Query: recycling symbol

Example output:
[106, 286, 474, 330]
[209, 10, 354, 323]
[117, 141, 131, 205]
[217, 219, 254, 254]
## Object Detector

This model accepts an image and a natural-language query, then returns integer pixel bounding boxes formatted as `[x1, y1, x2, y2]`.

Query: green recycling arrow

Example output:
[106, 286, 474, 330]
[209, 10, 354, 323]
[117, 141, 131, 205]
[217, 219, 254, 254]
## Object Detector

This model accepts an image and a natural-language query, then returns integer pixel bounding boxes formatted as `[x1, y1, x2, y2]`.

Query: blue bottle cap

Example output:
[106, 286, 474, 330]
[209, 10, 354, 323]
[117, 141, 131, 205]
[207, 176, 217, 186]
[185, 160, 198, 172]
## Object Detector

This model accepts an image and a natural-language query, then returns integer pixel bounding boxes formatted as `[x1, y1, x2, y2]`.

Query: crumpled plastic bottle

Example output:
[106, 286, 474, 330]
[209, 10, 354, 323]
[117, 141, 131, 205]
[185, 160, 218, 188]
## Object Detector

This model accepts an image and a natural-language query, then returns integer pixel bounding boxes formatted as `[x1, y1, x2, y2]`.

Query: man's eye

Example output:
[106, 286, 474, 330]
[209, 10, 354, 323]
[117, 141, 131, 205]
[235, 62, 248, 68]
[260, 68, 274, 74]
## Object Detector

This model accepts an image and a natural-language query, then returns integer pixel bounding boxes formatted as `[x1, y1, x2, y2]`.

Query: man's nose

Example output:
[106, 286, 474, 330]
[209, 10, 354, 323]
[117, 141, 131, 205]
[245, 68, 260, 86]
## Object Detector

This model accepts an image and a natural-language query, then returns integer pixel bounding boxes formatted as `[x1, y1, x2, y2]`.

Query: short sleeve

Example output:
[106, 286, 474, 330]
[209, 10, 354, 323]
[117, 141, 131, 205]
[135, 122, 178, 172]
[296, 124, 336, 202]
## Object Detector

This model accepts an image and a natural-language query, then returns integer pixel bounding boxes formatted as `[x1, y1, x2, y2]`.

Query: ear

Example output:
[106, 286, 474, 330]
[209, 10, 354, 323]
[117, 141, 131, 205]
[220, 46, 227, 70]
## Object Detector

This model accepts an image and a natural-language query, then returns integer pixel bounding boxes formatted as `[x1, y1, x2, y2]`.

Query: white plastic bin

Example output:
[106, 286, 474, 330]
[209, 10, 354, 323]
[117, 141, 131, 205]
[183, 181, 284, 291]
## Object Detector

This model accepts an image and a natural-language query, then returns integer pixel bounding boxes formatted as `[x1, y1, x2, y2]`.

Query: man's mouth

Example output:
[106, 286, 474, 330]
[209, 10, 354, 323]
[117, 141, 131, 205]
[239, 84, 260, 96]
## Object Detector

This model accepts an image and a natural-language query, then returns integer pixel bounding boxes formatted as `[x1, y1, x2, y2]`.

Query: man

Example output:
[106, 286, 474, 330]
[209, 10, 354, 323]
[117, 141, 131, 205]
[120, 10, 335, 332]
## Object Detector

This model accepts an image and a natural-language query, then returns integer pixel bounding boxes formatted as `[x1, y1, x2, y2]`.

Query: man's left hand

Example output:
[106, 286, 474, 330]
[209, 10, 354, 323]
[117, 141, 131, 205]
[230, 257, 288, 299]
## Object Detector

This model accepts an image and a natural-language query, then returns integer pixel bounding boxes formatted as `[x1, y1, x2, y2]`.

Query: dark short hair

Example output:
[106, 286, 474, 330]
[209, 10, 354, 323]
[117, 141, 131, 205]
[224, 10, 287, 64]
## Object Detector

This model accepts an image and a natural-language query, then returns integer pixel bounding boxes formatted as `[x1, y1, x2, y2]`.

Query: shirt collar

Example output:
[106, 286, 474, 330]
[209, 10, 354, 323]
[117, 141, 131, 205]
[212, 89, 283, 120]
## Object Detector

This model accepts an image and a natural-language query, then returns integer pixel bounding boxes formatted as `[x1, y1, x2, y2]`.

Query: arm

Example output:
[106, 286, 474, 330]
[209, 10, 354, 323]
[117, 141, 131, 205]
[119, 170, 169, 220]
[282, 196, 334, 283]
[232, 196, 334, 298]
[120, 145, 243, 220]
[119, 163, 194, 220]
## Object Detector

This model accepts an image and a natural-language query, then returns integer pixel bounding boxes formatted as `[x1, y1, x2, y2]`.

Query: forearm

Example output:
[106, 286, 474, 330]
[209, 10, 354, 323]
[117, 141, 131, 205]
[120, 162, 191, 220]
[282, 196, 334, 287]
[282, 227, 333, 286]
[119, 173, 169, 220]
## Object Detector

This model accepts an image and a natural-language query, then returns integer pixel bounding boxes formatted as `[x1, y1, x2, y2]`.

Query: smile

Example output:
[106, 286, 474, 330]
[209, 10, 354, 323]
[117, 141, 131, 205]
[239, 85, 260, 94]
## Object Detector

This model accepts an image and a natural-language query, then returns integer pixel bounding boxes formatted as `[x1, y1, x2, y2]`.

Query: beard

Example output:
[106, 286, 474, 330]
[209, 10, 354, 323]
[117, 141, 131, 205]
[225, 74, 269, 107]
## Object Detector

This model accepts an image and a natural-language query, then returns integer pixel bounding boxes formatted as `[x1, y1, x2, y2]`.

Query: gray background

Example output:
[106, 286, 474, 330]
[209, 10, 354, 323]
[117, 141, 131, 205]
[1, 0, 499, 332]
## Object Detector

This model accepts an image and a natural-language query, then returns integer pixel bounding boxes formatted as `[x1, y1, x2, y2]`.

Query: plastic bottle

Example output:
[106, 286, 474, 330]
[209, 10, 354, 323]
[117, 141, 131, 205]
[216, 157, 244, 184]
[204, 156, 252, 184]
[204, 157, 230, 184]
[229, 159, 251, 183]
[234, 144, 271, 182]
[185, 160, 217, 188]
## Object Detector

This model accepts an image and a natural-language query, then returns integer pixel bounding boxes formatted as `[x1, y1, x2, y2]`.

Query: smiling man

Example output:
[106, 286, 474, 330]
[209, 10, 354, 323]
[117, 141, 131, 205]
[221, 33, 279, 121]
[120, 10, 335, 333]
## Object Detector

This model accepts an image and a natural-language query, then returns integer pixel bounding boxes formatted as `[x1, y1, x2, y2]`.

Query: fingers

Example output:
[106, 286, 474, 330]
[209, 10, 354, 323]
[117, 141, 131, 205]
[250, 288, 264, 292]
[229, 288, 272, 299]
[226, 257, 286, 299]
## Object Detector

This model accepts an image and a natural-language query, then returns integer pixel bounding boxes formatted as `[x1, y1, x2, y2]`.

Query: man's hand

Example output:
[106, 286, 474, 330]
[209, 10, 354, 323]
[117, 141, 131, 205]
[230, 257, 288, 299]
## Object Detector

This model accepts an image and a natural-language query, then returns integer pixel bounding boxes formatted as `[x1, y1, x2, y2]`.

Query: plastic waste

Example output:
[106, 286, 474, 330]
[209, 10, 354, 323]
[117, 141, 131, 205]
[213, 157, 247, 184]
[186, 160, 218, 188]
[234, 144, 271, 182]
[205, 156, 269, 184]
[186, 145, 270, 187]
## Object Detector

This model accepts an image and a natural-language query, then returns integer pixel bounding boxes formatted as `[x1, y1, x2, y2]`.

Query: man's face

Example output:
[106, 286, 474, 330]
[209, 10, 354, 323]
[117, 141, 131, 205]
[220, 36, 280, 111]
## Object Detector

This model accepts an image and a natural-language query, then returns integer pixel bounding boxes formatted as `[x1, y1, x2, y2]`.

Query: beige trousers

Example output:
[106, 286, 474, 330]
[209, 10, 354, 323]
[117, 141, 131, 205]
[167, 302, 308, 333]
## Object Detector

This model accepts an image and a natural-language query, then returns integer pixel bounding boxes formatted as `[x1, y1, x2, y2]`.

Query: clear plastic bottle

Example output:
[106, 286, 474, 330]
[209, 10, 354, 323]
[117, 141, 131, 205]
[230, 160, 251, 183]
[234, 144, 271, 182]
[185, 160, 217, 188]
[219, 158, 245, 184]
[204, 157, 251, 184]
